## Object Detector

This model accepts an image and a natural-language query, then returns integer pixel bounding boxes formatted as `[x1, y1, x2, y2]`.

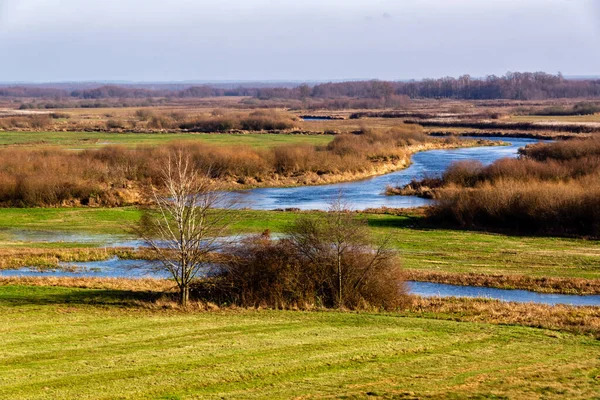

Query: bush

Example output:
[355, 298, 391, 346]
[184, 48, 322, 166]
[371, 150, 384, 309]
[179, 111, 295, 132]
[194, 212, 406, 310]
[428, 137, 600, 237]
[106, 119, 126, 130]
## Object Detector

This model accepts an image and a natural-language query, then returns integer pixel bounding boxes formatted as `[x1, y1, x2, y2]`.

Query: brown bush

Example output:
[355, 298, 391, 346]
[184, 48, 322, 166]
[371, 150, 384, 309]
[194, 226, 406, 310]
[432, 178, 600, 237]
[520, 136, 600, 162]
[134, 109, 155, 121]
[425, 137, 600, 237]
[442, 160, 484, 186]
[106, 119, 127, 130]
[179, 111, 296, 132]
[0, 114, 54, 130]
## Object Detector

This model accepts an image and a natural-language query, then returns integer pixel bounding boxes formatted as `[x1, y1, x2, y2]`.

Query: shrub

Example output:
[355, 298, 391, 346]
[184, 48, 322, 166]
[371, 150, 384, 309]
[427, 137, 600, 237]
[106, 119, 126, 130]
[194, 211, 406, 310]
[134, 109, 155, 121]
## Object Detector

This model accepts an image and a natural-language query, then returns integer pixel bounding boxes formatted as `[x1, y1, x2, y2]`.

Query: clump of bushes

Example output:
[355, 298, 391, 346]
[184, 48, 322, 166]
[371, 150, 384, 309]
[179, 110, 296, 132]
[535, 102, 600, 116]
[193, 208, 406, 310]
[0, 114, 52, 130]
[426, 137, 600, 237]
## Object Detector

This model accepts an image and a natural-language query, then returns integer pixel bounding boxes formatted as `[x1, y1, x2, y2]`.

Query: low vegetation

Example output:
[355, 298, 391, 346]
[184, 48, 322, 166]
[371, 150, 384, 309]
[201, 207, 404, 310]
[389, 136, 600, 237]
[534, 101, 600, 116]
[0, 247, 149, 270]
[0, 126, 450, 207]
[407, 119, 600, 134]
[1, 109, 299, 133]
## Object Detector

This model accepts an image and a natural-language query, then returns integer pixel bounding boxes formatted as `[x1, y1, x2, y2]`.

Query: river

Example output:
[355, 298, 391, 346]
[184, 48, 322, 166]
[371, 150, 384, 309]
[2, 259, 598, 306]
[228, 137, 541, 210]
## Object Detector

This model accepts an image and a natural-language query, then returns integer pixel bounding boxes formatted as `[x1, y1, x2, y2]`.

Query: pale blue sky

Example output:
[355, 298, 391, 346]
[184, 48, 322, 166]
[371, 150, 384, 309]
[0, 0, 598, 82]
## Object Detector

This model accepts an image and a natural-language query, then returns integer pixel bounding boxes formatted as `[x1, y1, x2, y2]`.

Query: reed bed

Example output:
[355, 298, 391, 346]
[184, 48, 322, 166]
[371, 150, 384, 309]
[408, 296, 600, 337]
[395, 136, 600, 237]
[0, 247, 155, 270]
[0, 125, 446, 207]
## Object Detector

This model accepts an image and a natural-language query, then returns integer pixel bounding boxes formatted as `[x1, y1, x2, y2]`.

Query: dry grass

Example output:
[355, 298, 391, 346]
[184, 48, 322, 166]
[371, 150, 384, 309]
[0, 276, 174, 292]
[408, 296, 600, 337]
[2, 276, 598, 337]
[0, 247, 154, 269]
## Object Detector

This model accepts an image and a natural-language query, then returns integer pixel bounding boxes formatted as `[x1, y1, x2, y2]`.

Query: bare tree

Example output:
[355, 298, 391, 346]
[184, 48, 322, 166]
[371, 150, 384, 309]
[135, 150, 235, 306]
[288, 195, 398, 309]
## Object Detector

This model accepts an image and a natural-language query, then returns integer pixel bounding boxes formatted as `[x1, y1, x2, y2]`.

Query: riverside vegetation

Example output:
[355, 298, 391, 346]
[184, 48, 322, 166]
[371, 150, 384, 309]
[390, 136, 600, 237]
[0, 126, 495, 207]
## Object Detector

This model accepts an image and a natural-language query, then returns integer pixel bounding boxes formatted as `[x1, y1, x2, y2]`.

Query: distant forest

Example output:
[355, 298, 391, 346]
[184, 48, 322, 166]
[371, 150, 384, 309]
[2, 72, 600, 101]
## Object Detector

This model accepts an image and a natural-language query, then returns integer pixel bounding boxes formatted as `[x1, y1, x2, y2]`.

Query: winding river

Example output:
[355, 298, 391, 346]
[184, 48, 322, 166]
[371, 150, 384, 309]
[229, 137, 540, 210]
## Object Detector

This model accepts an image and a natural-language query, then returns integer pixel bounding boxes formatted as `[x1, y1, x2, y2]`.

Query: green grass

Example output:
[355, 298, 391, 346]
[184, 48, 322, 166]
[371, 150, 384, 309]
[0, 285, 598, 399]
[0, 131, 334, 149]
[0, 208, 599, 279]
[0, 207, 142, 234]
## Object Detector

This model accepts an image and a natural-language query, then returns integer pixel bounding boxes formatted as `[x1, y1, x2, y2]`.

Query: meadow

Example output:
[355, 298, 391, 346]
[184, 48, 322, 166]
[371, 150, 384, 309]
[1, 285, 599, 399]
[0, 130, 334, 150]
[1, 207, 599, 291]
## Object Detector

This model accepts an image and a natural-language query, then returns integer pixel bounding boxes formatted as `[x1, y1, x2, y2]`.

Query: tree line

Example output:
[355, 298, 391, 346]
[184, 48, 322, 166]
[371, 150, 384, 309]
[2, 72, 600, 101]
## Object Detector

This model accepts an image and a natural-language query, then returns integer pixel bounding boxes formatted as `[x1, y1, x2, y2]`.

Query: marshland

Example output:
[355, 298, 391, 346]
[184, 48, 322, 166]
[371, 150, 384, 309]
[1, 76, 600, 397]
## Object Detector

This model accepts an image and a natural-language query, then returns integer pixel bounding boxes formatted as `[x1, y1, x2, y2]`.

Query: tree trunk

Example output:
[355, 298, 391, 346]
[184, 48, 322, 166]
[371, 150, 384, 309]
[337, 253, 343, 309]
[180, 284, 190, 307]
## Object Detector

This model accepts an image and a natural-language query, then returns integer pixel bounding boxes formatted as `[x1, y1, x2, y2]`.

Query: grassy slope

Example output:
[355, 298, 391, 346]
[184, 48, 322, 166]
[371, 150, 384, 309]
[0, 285, 598, 399]
[0, 131, 334, 149]
[0, 208, 599, 279]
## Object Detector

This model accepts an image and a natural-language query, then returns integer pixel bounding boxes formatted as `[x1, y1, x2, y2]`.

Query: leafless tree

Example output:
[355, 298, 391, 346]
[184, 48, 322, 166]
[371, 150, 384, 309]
[288, 195, 399, 309]
[135, 150, 235, 306]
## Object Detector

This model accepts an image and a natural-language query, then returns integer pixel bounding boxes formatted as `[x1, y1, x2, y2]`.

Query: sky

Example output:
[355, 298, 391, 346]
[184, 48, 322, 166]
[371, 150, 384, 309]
[0, 0, 599, 82]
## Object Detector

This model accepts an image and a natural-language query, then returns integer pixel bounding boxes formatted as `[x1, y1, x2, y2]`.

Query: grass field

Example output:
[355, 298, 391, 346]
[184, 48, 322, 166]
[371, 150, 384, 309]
[0, 208, 599, 280]
[1, 285, 599, 399]
[511, 114, 600, 123]
[0, 131, 334, 149]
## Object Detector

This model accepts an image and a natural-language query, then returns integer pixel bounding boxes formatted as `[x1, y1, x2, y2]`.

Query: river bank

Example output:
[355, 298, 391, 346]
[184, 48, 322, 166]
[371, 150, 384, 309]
[212, 138, 505, 191]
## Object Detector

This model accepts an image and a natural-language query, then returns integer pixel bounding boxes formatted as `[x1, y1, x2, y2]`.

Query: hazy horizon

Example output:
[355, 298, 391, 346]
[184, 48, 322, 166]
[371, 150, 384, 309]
[1, 0, 599, 83]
